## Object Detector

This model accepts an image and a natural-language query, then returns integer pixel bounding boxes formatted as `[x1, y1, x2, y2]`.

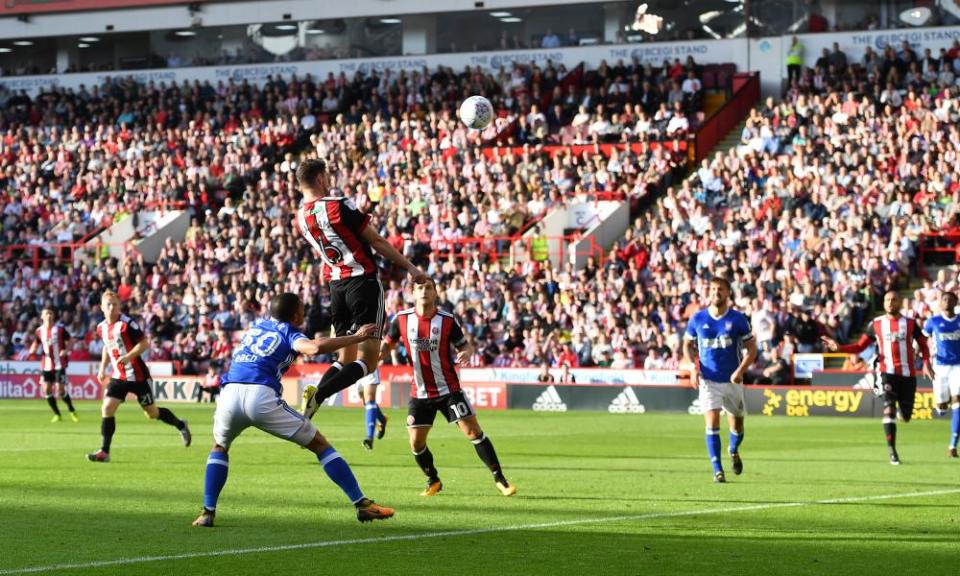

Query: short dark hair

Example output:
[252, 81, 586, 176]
[413, 276, 437, 291]
[271, 293, 302, 323]
[296, 158, 326, 188]
[943, 291, 959, 303]
[709, 277, 731, 290]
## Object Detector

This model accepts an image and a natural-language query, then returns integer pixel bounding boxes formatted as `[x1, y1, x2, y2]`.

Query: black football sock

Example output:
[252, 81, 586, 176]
[101, 416, 116, 453]
[472, 434, 505, 481]
[413, 446, 439, 482]
[315, 361, 367, 403]
[883, 417, 897, 452]
[319, 362, 343, 387]
[157, 407, 186, 430]
[62, 394, 75, 413]
[46, 395, 61, 416]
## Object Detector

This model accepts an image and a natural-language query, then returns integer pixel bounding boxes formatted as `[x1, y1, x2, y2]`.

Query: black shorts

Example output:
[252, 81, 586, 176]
[407, 390, 476, 427]
[105, 379, 155, 407]
[880, 373, 917, 418]
[41, 370, 67, 385]
[329, 274, 384, 338]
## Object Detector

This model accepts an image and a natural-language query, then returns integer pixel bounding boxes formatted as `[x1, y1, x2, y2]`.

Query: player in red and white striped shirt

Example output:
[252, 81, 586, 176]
[28, 307, 78, 422]
[86, 291, 192, 463]
[381, 278, 516, 497]
[823, 290, 932, 465]
[296, 159, 427, 442]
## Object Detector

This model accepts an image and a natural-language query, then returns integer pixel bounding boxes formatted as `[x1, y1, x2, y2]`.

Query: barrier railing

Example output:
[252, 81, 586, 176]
[0, 241, 134, 270]
[918, 231, 960, 277]
[691, 71, 760, 164]
[418, 234, 602, 268]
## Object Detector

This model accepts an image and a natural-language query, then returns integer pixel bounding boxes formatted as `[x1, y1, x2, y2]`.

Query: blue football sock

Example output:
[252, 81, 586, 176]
[364, 402, 378, 440]
[203, 451, 229, 510]
[318, 446, 364, 503]
[376, 406, 387, 425]
[705, 428, 723, 474]
[729, 430, 744, 454]
[951, 403, 960, 449]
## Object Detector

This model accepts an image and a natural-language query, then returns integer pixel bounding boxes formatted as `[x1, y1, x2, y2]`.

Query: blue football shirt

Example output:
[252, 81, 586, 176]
[923, 314, 960, 366]
[222, 318, 307, 393]
[684, 308, 754, 383]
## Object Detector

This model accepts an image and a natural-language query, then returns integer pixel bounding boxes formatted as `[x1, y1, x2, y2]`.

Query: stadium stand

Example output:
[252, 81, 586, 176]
[0, 57, 709, 372]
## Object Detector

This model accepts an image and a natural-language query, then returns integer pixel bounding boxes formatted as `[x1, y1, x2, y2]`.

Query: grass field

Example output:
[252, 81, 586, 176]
[0, 399, 958, 576]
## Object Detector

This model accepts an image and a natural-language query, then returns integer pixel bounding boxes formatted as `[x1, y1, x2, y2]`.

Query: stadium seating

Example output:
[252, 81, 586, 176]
[0, 57, 742, 372]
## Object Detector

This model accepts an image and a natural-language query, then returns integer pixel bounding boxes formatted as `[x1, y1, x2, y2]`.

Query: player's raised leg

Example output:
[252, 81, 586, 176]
[457, 414, 515, 496]
[141, 401, 192, 447]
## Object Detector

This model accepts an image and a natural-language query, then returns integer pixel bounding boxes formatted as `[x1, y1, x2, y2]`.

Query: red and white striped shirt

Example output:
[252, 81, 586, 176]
[385, 308, 467, 399]
[96, 314, 151, 382]
[296, 196, 377, 282]
[839, 314, 929, 377]
[36, 324, 69, 371]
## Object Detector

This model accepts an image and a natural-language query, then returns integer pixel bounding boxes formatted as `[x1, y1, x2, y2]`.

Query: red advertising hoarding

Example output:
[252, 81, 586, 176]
[0, 374, 102, 400]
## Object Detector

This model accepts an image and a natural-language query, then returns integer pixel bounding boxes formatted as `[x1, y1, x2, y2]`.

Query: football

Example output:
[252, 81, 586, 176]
[459, 95, 494, 130]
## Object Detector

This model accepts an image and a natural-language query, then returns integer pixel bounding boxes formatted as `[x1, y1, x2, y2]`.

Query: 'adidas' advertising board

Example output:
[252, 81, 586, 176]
[532, 385, 568, 412]
[608, 387, 646, 414]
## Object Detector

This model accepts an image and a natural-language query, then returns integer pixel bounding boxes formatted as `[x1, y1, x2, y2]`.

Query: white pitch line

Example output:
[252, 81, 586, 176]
[1, 487, 958, 575]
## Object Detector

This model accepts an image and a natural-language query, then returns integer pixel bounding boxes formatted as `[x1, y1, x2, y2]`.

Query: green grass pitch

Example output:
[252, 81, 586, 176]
[0, 400, 957, 575]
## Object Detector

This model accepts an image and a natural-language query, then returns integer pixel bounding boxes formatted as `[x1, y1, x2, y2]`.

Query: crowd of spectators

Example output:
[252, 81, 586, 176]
[7, 40, 960, 383]
[0, 58, 699, 374]
[611, 39, 960, 382]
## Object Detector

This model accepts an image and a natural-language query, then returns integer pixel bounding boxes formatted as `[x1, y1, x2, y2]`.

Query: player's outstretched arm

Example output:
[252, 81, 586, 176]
[359, 226, 428, 283]
[294, 324, 378, 356]
[823, 333, 871, 354]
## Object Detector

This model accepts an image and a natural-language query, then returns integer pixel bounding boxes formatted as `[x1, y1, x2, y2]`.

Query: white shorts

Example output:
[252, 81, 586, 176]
[933, 364, 960, 405]
[355, 369, 381, 389]
[213, 383, 318, 449]
[699, 379, 746, 417]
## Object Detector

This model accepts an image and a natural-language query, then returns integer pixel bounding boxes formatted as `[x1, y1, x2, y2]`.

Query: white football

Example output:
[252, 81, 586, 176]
[459, 95, 494, 130]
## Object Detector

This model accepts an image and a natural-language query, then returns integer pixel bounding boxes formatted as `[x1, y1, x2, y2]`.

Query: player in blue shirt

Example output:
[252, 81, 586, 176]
[683, 277, 758, 483]
[192, 293, 395, 527]
[922, 291, 960, 458]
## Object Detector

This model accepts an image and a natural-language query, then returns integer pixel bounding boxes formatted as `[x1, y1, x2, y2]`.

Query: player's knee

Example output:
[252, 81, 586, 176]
[211, 443, 228, 453]
[409, 436, 426, 452]
[307, 432, 331, 454]
[463, 426, 483, 441]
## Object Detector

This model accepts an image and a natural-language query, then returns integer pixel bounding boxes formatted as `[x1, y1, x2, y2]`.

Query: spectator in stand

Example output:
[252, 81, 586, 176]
[541, 29, 562, 49]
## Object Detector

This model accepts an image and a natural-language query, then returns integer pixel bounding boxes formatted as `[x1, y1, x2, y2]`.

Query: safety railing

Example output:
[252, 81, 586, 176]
[0, 241, 134, 270]
[918, 231, 960, 277]
[418, 233, 602, 268]
[691, 71, 760, 164]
